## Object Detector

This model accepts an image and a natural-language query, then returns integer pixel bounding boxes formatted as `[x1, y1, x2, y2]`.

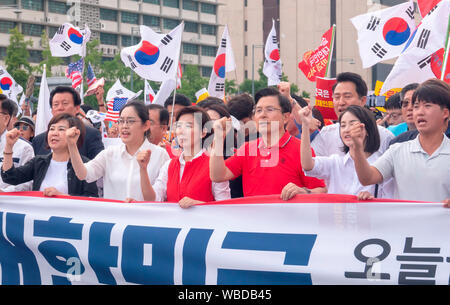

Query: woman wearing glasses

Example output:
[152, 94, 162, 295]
[13, 116, 35, 142]
[136, 106, 231, 208]
[1, 113, 98, 197]
[66, 101, 170, 201]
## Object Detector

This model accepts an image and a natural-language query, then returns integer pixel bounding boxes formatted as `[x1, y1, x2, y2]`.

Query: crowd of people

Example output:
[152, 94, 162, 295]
[0, 71, 448, 208]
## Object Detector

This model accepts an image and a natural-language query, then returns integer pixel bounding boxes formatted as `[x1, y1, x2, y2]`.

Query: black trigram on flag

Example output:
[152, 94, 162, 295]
[127, 55, 137, 69]
[371, 43, 387, 59]
[405, 6, 415, 19]
[215, 82, 225, 92]
[57, 25, 65, 35]
[427, 5, 438, 16]
[417, 29, 431, 49]
[116, 89, 124, 95]
[0, 70, 4, 76]
[160, 57, 174, 73]
[220, 38, 227, 48]
[60, 41, 71, 52]
[367, 16, 381, 31]
[161, 34, 173, 46]
[272, 35, 277, 44]
[417, 55, 431, 69]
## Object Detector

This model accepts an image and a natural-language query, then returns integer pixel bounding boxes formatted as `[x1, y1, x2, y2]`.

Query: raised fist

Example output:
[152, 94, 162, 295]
[136, 149, 152, 169]
[66, 126, 80, 145]
[6, 128, 20, 148]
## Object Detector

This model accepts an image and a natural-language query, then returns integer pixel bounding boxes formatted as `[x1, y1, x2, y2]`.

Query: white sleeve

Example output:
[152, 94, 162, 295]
[85, 149, 108, 183]
[152, 159, 170, 202]
[305, 156, 334, 180]
[212, 181, 231, 201]
[3, 142, 35, 192]
[372, 146, 396, 182]
[378, 126, 395, 154]
[311, 131, 327, 157]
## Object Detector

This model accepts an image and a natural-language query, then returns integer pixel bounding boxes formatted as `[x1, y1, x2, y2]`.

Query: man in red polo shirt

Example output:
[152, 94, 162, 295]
[210, 87, 327, 199]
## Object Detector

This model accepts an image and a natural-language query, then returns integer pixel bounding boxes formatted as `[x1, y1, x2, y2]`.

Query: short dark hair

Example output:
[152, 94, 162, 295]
[50, 86, 82, 107]
[226, 94, 255, 120]
[333, 72, 368, 98]
[202, 103, 230, 119]
[175, 106, 212, 146]
[400, 83, 419, 101]
[338, 105, 380, 154]
[385, 93, 402, 110]
[80, 104, 93, 114]
[164, 94, 192, 108]
[0, 98, 16, 117]
[45, 113, 85, 149]
[412, 79, 450, 111]
[0, 94, 7, 101]
[196, 96, 225, 108]
[292, 95, 309, 108]
[147, 104, 169, 126]
[254, 87, 292, 114]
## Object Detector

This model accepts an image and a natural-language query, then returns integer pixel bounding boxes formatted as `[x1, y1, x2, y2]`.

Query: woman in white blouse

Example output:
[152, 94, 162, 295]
[137, 106, 231, 208]
[297, 105, 393, 199]
[67, 101, 170, 201]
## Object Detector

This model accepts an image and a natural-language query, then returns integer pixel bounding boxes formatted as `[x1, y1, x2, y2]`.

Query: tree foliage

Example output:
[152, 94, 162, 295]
[5, 27, 33, 88]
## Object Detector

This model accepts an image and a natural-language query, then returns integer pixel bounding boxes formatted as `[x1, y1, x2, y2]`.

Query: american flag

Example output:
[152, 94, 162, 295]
[66, 58, 84, 89]
[86, 63, 97, 87]
[106, 97, 128, 122]
[176, 64, 182, 89]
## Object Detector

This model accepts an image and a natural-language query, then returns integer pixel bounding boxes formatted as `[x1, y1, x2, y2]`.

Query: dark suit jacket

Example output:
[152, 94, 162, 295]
[32, 125, 105, 160]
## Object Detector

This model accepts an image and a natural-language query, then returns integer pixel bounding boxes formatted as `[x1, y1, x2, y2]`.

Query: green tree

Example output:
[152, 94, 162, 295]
[177, 65, 209, 103]
[5, 27, 33, 88]
[35, 30, 63, 77]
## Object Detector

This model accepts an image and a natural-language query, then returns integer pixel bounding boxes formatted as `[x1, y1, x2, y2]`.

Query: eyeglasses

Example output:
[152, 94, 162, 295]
[15, 125, 30, 131]
[253, 107, 282, 115]
[401, 100, 412, 108]
[117, 118, 138, 126]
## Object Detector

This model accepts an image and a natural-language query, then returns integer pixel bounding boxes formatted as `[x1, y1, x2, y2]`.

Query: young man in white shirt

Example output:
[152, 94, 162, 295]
[351, 79, 450, 203]
[311, 72, 394, 156]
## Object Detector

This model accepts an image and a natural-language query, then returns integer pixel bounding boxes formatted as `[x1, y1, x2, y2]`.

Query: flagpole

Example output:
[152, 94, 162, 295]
[441, 16, 450, 81]
[325, 24, 336, 78]
[80, 57, 85, 105]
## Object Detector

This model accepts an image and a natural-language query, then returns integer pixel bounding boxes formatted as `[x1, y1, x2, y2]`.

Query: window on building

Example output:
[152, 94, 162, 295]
[29, 50, 43, 63]
[244, 20, 248, 31]
[47, 26, 59, 38]
[143, 0, 160, 4]
[143, 15, 160, 27]
[201, 66, 212, 77]
[122, 35, 133, 47]
[22, 0, 44, 11]
[244, 70, 248, 79]
[201, 3, 216, 15]
[0, 21, 16, 34]
[245, 45, 248, 57]
[48, 0, 69, 14]
[201, 46, 217, 57]
[201, 24, 216, 36]
[163, 0, 179, 8]
[163, 18, 179, 30]
[183, 43, 199, 55]
[245, 0, 248, 7]
[184, 21, 198, 33]
[1, 0, 17, 5]
[100, 8, 118, 21]
[183, 0, 198, 11]
[0, 47, 7, 60]
[121, 12, 139, 24]
[22, 23, 44, 37]
[102, 56, 114, 63]
[100, 32, 118, 45]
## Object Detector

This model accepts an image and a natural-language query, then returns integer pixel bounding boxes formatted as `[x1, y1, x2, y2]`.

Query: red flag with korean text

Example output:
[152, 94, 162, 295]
[431, 47, 450, 84]
[298, 26, 335, 82]
[315, 77, 337, 121]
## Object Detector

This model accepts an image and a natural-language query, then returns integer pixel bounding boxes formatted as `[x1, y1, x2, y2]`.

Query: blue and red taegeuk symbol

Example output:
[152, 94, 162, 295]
[383, 17, 411, 46]
[134, 41, 160, 66]
[0, 77, 13, 91]
[214, 54, 226, 78]
[68, 28, 83, 45]
[270, 49, 280, 61]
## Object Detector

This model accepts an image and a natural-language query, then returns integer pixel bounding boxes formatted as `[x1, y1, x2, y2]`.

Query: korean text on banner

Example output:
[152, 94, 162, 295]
[315, 77, 337, 120]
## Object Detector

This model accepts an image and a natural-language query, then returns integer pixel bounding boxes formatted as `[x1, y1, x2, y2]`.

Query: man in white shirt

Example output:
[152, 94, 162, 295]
[0, 96, 34, 192]
[311, 72, 394, 156]
[350, 79, 450, 203]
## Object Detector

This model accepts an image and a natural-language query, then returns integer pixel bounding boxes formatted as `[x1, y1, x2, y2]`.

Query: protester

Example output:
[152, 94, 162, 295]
[0, 97, 34, 192]
[210, 87, 326, 199]
[146, 104, 169, 146]
[298, 105, 393, 198]
[351, 79, 450, 203]
[311, 72, 394, 156]
[32, 86, 104, 159]
[14, 116, 35, 142]
[66, 101, 170, 201]
[137, 106, 231, 207]
[196, 96, 225, 108]
[7, 101, 19, 131]
[226, 93, 257, 143]
[377, 93, 405, 136]
[163, 94, 192, 158]
[1, 114, 98, 197]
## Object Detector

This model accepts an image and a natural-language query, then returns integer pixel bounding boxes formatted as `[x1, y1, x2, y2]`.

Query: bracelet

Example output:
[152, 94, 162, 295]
[98, 104, 105, 107]
[3, 151, 13, 155]
[303, 187, 312, 194]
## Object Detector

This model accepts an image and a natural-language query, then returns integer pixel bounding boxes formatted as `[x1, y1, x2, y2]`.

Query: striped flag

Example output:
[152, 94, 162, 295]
[86, 63, 97, 87]
[177, 64, 182, 89]
[66, 58, 84, 89]
[106, 98, 128, 122]
[105, 79, 142, 122]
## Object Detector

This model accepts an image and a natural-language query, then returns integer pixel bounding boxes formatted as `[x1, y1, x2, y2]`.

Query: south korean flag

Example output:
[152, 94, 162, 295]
[49, 23, 91, 57]
[0, 65, 23, 104]
[121, 23, 184, 82]
[263, 19, 282, 86]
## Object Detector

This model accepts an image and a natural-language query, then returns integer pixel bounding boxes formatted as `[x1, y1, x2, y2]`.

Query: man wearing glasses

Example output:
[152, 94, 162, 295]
[0, 95, 34, 192]
[146, 104, 169, 147]
[210, 87, 326, 199]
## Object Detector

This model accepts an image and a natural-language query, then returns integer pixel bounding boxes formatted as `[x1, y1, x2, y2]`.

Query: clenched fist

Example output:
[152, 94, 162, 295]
[66, 127, 80, 146]
[136, 149, 152, 169]
[6, 128, 20, 148]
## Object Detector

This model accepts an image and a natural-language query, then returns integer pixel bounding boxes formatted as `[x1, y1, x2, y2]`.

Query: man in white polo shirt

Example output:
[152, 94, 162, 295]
[350, 79, 450, 203]
[311, 72, 394, 156]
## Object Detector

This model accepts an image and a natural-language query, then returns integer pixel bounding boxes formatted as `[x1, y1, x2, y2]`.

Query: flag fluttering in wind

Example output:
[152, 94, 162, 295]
[417, 0, 442, 17]
[298, 25, 335, 82]
[144, 79, 156, 105]
[350, 1, 416, 68]
[35, 65, 52, 136]
[208, 25, 236, 99]
[177, 64, 182, 89]
[66, 58, 84, 89]
[380, 0, 450, 94]
[105, 80, 142, 122]
[121, 23, 184, 82]
[263, 19, 282, 86]
[0, 66, 23, 103]
[50, 23, 91, 57]
[85, 63, 105, 97]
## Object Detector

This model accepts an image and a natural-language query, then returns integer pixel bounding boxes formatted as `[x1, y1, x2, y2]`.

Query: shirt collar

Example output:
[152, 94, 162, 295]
[258, 131, 292, 149]
[120, 138, 151, 158]
[179, 149, 204, 165]
[411, 134, 450, 155]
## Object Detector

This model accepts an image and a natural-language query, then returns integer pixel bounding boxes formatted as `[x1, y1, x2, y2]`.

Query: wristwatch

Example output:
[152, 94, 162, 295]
[303, 188, 312, 194]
